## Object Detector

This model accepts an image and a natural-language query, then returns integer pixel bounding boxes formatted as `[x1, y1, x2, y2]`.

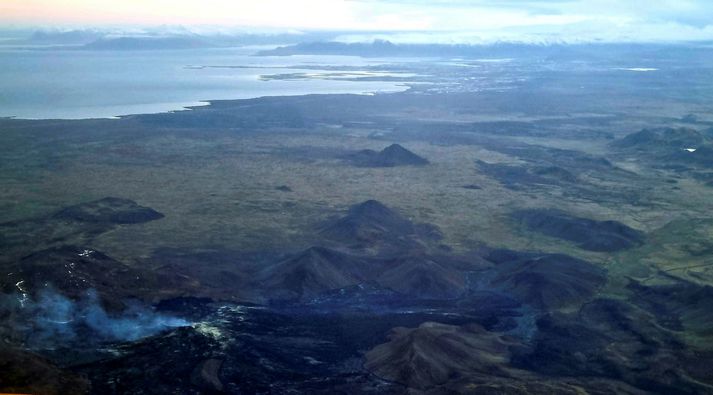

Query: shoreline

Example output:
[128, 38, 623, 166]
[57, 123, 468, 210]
[0, 46, 415, 122]
[0, 88, 412, 123]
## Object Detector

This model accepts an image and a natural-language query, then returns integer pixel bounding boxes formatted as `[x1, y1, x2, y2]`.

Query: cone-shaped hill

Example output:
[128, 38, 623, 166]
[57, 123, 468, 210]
[346, 143, 429, 167]
[256, 246, 375, 301]
[364, 319, 644, 393]
[365, 322, 517, 390]
[484, 252, 607, 310]
[318, 200, 441, 252]
[254, 200, 469, 302]
[376, 255, 467, 300]
[256, 246, 471, 302]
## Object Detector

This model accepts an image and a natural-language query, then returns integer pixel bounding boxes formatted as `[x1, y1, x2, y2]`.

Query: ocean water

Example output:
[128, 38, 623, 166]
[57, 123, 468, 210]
[0, 47, 409, 119]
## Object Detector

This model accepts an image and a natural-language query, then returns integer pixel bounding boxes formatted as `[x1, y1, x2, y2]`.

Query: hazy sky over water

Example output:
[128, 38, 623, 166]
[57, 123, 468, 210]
[2, 0, 713, 43]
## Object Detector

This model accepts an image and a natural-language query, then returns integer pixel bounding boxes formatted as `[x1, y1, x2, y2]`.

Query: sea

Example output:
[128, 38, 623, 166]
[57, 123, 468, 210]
[0, 46, 410, 120]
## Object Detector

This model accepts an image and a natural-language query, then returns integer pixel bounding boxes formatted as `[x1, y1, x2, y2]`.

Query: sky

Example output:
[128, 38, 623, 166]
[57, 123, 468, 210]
[1, 0, 713, 43]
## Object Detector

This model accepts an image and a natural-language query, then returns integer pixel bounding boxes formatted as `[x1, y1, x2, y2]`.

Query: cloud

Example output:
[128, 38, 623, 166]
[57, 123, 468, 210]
[341, 0, 713, 43]
[1, 0, 712, 43]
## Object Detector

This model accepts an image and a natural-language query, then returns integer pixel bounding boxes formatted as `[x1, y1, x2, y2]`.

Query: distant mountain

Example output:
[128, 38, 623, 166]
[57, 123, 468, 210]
[257, 40, 701, 60]
[346, 143, 429, 167]
[29, 29, 105, 45]
[71, 30, 346, 50]
[258, 39, 577, 58]
[82, 37, 210, 50]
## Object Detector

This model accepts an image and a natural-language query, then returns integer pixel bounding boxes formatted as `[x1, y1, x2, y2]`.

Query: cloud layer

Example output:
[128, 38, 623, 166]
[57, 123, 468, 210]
[1, 0, 713, 43]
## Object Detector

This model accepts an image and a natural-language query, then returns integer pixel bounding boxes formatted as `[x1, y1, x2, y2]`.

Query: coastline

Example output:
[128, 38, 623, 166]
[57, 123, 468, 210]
[0, 87, 411, 121]
[0, 89, 409, 122]
[0, 46, 414, 121]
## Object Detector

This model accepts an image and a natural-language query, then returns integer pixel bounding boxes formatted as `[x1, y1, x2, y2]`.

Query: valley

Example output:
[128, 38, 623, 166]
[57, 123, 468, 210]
[1, 55, 713, 394]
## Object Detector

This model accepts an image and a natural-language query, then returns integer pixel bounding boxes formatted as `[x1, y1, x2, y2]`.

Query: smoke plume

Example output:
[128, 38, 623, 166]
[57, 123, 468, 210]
[1, 288, 189, 349]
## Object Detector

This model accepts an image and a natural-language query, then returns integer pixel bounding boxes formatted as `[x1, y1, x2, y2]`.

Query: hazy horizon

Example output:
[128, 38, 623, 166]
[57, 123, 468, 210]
[2, 0, 713, 44]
